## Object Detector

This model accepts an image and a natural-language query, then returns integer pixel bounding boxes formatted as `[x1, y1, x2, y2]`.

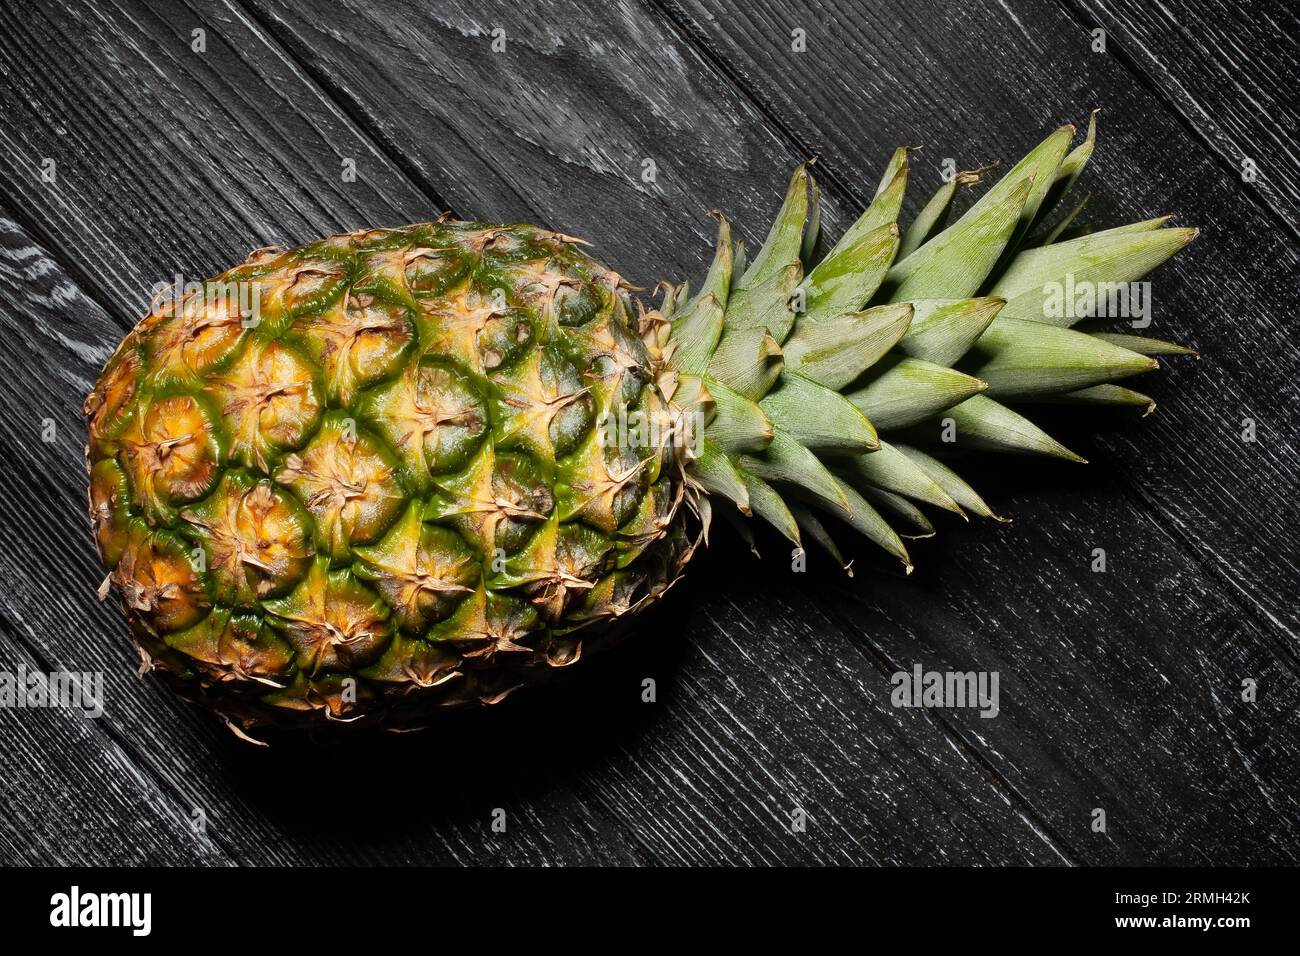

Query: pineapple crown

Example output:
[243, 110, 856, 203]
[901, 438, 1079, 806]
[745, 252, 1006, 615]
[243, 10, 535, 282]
[646, 113, 1198, 573]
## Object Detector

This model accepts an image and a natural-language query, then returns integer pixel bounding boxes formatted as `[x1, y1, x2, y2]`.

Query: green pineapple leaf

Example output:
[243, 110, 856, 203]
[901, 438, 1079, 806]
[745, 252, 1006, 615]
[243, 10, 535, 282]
[783, 303, 914, 390]
[961, 317, 1158, 399]
[837, 440, 963, 514]
[759, 371, 879, 453]
[701, 376, 774, 454]
[845, 355, 988, 430]
[738, 469, 801, 546]
[895, 296, 1005, 367]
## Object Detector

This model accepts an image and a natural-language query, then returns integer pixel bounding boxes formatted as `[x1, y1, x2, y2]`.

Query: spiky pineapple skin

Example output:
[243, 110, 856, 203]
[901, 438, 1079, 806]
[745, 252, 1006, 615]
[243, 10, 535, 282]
[85, 222, 694, 732]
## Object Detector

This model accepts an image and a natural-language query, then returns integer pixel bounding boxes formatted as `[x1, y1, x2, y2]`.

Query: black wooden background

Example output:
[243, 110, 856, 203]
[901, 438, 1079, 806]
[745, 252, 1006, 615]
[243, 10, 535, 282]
[0, 0, 1296, 866]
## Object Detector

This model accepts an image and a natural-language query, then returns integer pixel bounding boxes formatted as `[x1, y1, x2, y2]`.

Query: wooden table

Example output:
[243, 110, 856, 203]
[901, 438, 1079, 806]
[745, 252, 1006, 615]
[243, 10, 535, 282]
[0, 0, 1296, 865]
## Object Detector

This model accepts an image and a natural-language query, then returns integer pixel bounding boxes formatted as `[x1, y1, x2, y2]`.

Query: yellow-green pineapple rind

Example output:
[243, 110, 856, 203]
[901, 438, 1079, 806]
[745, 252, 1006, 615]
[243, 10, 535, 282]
[86, 221, 696, 734]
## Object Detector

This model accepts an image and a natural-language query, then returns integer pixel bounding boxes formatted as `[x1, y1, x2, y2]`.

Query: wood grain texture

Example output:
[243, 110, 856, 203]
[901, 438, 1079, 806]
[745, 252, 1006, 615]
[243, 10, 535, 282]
[1059, 0, 1300, 236]
[0, 0, 1295, 865]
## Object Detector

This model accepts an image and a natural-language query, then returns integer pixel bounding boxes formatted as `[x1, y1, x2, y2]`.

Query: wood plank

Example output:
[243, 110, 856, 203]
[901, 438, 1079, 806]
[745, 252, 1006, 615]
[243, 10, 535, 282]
[0, 212, 257, 866]
[0, 628, 228, 866]
[231, 0, 1300, 862]
[1059, 0, 1300, 236]
[0, 0, 436, 319]
[0, 0, 1063, 862]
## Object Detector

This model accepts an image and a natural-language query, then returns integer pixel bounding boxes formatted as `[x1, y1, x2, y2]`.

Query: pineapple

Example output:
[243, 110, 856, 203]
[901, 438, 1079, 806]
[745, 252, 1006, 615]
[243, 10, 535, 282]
[85, 118, 1197, 738]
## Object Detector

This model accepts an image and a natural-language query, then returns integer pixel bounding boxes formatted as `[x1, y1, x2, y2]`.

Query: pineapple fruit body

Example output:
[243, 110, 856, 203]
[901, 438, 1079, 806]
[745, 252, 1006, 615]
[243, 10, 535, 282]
[85, 222, 696, 732]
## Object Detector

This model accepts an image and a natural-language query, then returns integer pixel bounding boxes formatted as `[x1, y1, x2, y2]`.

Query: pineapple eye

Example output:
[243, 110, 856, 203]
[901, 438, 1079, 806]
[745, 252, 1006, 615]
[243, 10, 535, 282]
[480, 230, 529, 261]
[352, 505, 479, 634]
[88, 459, 132, 569]
[357, 358, 487, 486]
[262, 558, 393, 674]
[203, 339, 323, 473]
[281, 264, 346, 313]
[140, 291, 247, 387]
[274, 415, 406, 561]
[403, 248, 468, 296]
[113, 520, 210, 634]
[179, 474, 313, 609]
[85, 345, 141, 443]
[117, 394, 223, 522]
[164, 610, 295, 684]
[587, 354, 618, 379]
[477, 309, 533, 370]
[553, 282, 602, 327]
[288, 298, 416, 406]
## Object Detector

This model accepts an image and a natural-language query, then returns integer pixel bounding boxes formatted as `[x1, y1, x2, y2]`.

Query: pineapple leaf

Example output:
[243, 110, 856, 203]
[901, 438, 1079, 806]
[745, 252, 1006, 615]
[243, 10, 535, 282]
[668, 292, 724, 374]
[883, 176, 1033, 301]
[718, 501, 758, 553]
[961, 317, 1158, 399]
[1033, 110, 1098, 232]
[801, 171, 823, 268]
[701, 376, 774, 454]
[788, 501, 852, 572]
[898, 165, 988, 259]
[837, 440, 963, 514]
[1038, 383, 1157, 415]
[800, 222, 900, 322]
[861, 485, 937, 536]
[893, 444, 1006, 521]
[821, 476, 912, 571]
[731, 238, 748, 280]
[681, 212, 733, 311]
[989, 224, 1199, 325]
[1035, 194, 1089, 247]
[895, 296, 1005, 367]
[658, 281, 681, 320]
[1100, 215, 1176, 235]
[985, 124, 1076, 256]
[759, 371, 879, 453]
[726, 166, 809, 338]
[818, 148, 909, 268]
[739, 426, 850, 513]
[1088, 331, 1198, 357]
[907, 394, 1087, 462]
[845, 355, 988, 430]
[782, 303, 914, 390]
[706, 327, 784, 401]
[738, 165, 809, 285]
[874, 146, 911, 197]
[723, 262, 802, 339]
[691, 439, 751, 515]
[738, 469, 801, 546]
